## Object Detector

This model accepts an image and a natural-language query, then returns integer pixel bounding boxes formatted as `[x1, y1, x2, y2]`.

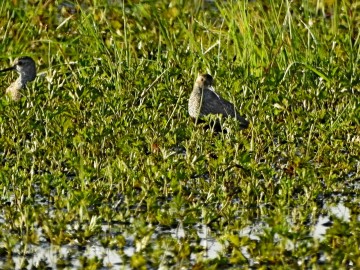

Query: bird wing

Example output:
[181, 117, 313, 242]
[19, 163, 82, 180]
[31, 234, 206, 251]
[200, 89, 237, 116]
[200, 89, 249, 128]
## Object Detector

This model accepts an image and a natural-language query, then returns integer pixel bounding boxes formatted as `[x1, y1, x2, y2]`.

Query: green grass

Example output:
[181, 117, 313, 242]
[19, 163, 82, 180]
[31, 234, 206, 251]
[0, 0, 359, 269]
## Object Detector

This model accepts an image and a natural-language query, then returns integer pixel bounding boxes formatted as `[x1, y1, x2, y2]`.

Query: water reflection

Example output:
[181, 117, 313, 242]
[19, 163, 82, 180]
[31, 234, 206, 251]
[0, 192, 357, 269]
[313, 202, 351, 240]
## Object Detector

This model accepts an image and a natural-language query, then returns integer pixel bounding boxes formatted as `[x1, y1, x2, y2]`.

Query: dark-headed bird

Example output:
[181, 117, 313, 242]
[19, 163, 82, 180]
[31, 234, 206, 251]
[0, 56, 36, 101]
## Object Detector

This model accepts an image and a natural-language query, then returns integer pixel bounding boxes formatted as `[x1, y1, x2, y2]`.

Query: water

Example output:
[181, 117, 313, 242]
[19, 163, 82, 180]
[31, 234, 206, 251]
[1, 193, 357, 269]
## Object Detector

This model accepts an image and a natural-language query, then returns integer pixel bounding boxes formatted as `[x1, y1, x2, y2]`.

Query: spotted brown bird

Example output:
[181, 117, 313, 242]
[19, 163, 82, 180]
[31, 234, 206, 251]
[188, 74, 249, 129]
[0, 56, 36, 101]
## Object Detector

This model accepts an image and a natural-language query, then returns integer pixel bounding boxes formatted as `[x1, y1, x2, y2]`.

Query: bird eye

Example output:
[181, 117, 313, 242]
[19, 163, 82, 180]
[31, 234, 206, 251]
[17, 61, 23, 66]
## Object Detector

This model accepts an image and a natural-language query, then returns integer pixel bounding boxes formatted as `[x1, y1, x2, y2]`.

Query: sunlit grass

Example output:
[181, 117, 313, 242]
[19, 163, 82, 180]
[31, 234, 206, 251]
[0, 0, 359, 268]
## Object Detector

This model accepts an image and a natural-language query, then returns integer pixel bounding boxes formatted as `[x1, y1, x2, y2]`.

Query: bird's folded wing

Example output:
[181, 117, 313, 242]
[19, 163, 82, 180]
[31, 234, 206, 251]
[201, 89, 238, 117]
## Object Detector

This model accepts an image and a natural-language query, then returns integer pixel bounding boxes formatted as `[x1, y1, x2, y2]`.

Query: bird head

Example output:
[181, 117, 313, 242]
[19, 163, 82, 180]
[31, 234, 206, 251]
[13, 56, 37, 81]
[196, 74, 214, 91]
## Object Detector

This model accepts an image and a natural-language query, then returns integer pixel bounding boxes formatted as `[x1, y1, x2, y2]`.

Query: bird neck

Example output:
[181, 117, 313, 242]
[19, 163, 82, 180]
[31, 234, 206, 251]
[5, 77, 26, 101]
[19, 75, 28, 88]
[193, 85, 204, 95]
[20, 71, 35, 85]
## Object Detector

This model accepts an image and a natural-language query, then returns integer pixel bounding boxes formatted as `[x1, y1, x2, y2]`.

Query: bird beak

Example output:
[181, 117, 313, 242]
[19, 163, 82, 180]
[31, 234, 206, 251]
[0, 66, 15, 73]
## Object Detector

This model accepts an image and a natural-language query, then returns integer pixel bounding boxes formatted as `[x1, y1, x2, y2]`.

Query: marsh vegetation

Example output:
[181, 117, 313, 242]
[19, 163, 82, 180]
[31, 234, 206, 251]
[0, 0, 359, 269]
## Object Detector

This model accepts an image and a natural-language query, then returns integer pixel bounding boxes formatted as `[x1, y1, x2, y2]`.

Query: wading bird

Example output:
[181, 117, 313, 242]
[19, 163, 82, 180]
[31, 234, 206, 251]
[0, 56, 36, 101]
[188, 74, 249, 130]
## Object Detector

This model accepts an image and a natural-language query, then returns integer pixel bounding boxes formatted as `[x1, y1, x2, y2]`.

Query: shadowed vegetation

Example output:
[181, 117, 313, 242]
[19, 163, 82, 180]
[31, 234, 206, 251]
[0, 0, 359, 268]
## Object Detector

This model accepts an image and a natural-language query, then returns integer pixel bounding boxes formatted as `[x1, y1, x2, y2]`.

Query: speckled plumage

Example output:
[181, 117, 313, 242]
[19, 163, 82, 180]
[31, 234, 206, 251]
[188, 74, 249, 129]
[0, 56, 36, 101]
